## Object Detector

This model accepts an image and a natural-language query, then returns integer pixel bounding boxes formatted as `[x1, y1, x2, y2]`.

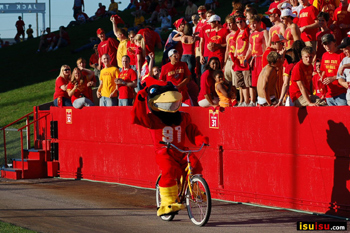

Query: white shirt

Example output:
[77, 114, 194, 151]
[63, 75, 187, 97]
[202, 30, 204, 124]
[337, 56, 350, 100]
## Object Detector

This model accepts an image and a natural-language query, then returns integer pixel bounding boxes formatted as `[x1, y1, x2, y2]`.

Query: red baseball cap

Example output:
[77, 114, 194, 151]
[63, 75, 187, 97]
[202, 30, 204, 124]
[96, 28, 105, 35]
[265, 8, 281, 16]
[173, 18, 186, 29]
[271, 34, 286, 42]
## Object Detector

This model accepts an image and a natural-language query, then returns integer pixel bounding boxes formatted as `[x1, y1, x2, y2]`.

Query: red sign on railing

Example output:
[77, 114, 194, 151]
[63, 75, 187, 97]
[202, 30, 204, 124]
[209, 109, 219, 129]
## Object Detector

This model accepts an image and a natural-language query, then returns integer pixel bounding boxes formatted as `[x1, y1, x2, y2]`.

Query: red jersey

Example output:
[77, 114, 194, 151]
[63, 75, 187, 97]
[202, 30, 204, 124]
[262, 47, 277, 68]
[118, 68, 137, 99]
[208, 27, 229, 65]
[227, 32, 236, 57]
[284, 27, 294, 50]
[298, 5, 319, 41]
[199, 24, 215, 57]
[67, 81, 88, 103]
[321, 51, 346, 98]
[127, 40, 137, 66]
[233, 28, 250, 71]
[249, 30, 265, 56]
[98, 37, 119, 67]
[312, 73, 327, 98]
[333, 5, 350, 38]
[53, 76, 70, 100]
[289, 60, 314, 102]
[137, 28, 162, 54]
[270, 25, 282, 39]
[89, 53, 99, 67]
[182, 40, 195, 55]
[198, 70, 216, 102]
[195, 19, 207, 48]
[16, 20, 24, 31]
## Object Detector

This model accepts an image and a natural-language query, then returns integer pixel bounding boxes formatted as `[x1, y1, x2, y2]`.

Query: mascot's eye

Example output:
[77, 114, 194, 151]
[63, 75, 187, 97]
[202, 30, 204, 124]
[150, 88, 157, 94]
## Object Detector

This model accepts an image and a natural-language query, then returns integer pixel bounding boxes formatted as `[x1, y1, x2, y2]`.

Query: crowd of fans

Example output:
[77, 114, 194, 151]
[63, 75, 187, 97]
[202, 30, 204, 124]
[53, 0, 350, 109]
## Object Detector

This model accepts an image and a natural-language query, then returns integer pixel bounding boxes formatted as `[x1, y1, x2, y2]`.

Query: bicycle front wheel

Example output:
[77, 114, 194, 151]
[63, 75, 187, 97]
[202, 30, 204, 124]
[155, 175, 175, 221]
[186, 175, 211, 226]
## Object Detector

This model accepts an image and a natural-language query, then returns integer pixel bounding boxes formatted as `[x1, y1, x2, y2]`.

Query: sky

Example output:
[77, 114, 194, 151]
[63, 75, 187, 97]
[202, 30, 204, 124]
[0, 0, 128, 40]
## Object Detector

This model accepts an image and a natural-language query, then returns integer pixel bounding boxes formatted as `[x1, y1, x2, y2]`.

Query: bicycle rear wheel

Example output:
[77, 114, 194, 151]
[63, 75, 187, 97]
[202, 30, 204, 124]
[155, 175, 175, 221]
[186, 175, 211, 226]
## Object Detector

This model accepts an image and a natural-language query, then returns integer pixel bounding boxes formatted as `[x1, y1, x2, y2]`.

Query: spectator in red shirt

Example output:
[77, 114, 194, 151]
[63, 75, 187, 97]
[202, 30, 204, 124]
[15, 16, 25, 42]
[315, 12, 332, 60]
[90, 3, 107, 21]
[312, 59, 327, 99]
[97, 28, 119, 68]
[320, 33, 347, 105]
[53, 26, 70, 51]
[53, 65, 73, 107]
[76, 57, 96, 103]
[281, 9, 301, 50]
[137, 25, 162, 60]
[159, 49, 192, 106]
[289, 46, 326, 107]
[116, 55, 137, 106]
[298, 0, 319, 51]
[36, 27, 57, 53]
[330, 0, 350, 43]
[266, 8, 285, 45]
[89, 44, 100, 83]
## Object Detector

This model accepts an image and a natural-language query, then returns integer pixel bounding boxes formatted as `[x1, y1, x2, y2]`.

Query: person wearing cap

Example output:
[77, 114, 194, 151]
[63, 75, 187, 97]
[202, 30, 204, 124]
[298, 0, 320, 51]
[331, 0, 350, 42]
[232, 14, 251, 106]
[97, 28, 119, 68]
[159, 49, 192, 106]
[245, 15, 269, 106]
[262, 34, 285, 68]
[266, 8, 285, 46]
[97, 54, 120, 106]
[207, 14, 229, 67]
[163, 18, 186, 65]
[320, 33, 347, 106]
[194, 5, 208, 78]
[315, 12, 333, 60]
[281, 2, 292, 10]
[281, 9, 301, 50]
[199, 10, 215, 74]
[337, 37, 350, 105]
[257, 51, 283, 106]
[289, 46, 326, 107]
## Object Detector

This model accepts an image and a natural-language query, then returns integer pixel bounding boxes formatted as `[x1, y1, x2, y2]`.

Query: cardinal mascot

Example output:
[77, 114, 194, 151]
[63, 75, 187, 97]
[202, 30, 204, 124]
[132, 80, 209, 216]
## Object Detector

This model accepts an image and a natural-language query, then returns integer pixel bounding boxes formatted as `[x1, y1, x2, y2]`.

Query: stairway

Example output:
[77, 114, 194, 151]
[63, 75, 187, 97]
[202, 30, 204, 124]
[1, 148, 58, 180]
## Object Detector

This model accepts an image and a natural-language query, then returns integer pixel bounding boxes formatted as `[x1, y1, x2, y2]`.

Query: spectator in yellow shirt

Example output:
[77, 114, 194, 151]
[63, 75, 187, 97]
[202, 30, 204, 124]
[111, 18, 129, 70]
[108, 0, 119, 15]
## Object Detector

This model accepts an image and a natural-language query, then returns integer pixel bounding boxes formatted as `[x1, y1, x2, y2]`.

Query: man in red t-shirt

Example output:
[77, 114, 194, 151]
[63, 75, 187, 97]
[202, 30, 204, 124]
[320, 34, 347, 105]
[15, 16, 25, 42]
[199, 10, 215, 74]
[116, 55, 137, 106]
[97, 28, 119, 68]
[36, 27, 57, 53]
[159, 49, 192, 106]
[207, 15, 229, 67]
[298, 0, 319, 51]
[289, 46, 326, 107]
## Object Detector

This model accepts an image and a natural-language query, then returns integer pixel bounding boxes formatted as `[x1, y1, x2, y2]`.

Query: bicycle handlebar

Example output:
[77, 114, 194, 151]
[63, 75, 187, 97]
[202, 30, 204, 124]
[159, 141, 208, 153]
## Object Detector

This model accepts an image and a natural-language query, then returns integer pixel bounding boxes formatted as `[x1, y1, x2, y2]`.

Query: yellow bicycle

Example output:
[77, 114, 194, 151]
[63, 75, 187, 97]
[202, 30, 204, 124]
[155, 141, 211, 226]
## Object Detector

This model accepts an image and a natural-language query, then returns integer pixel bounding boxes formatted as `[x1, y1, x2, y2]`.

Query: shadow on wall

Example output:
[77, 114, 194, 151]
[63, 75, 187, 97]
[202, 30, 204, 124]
[326, 120, 350, 217]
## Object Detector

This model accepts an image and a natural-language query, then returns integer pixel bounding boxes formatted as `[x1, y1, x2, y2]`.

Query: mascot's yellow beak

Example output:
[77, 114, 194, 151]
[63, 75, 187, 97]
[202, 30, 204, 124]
[149, 91, 182, 113]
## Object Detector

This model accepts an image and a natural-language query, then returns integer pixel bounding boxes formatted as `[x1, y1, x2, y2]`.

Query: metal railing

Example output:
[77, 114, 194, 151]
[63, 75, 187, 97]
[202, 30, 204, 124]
[17, 113, 50, 179]
[1, 112, 33, 168]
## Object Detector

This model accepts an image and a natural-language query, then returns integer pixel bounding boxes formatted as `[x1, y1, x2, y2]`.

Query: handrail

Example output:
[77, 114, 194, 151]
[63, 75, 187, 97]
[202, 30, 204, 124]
[0, 111, 33, 130]
[1, 111, 34, 168]
[18, 112, 50, 179]
[18, 113, 50, 131]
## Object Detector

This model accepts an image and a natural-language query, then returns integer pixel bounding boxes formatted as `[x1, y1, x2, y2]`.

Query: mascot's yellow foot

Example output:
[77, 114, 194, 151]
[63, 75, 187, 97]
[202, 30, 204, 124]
[157, 203, 186, 216]
[157, 185, 186, 216]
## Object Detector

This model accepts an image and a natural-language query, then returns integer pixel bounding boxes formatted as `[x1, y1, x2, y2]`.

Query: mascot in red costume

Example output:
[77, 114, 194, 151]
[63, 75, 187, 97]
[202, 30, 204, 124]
[132, 81, 209, 216]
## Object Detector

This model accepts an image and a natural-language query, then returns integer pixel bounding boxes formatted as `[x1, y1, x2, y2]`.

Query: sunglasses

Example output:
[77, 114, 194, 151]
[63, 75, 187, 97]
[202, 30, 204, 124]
[64, 69, 71, 71]
[236, 20, 244, 24]
[199, 12, 205, 15]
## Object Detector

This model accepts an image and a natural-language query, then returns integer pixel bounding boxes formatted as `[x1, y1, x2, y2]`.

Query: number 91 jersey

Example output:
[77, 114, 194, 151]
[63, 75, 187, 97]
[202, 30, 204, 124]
[148, 112, 202, 153]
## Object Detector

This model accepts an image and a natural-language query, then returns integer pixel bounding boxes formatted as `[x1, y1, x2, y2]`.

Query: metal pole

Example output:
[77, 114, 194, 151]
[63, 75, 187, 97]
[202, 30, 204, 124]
[3, 130, 7, 168]
[36, 0, 38, 37]
[20, 130, 24, 179]
[49, 0, 51, 29]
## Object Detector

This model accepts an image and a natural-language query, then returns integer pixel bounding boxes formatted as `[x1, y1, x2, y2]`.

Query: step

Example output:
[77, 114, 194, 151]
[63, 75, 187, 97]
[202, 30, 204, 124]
[24, 149, 50, 161]
[1, 168, 22, 180]
[11, 159, 47, 179]
[47, 161, 59, 177]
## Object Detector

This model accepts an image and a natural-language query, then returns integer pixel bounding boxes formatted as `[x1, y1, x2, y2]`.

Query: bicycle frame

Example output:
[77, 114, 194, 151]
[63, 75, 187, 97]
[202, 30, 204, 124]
[159, 142, 206, 203]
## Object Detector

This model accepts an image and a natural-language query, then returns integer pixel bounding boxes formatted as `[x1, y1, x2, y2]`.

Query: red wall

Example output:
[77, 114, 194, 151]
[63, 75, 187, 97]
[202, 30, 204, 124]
[50, 106, 350, 218]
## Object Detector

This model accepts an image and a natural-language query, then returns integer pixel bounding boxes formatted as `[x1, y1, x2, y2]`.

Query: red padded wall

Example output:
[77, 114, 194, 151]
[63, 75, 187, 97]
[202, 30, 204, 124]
[50, 106, 350, 217]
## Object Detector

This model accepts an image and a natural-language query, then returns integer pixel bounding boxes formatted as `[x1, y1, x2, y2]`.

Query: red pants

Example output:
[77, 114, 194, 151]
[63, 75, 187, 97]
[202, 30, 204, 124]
[156, 148, 203, 187]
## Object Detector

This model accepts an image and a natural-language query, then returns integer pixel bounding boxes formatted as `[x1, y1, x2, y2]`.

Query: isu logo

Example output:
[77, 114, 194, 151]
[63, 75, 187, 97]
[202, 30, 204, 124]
[211, 35, 221, 41]
[66, 109, 72, 124]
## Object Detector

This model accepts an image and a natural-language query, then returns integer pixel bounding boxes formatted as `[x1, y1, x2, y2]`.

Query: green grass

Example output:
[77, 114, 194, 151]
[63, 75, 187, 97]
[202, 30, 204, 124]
[0, 221, 36, 233]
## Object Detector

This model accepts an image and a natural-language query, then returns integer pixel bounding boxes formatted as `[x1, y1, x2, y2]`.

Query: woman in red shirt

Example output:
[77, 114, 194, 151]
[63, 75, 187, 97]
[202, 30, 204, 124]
[53, 65, 72, 107]
[67, 68, 94, 109]
[197, 57, 221, 107]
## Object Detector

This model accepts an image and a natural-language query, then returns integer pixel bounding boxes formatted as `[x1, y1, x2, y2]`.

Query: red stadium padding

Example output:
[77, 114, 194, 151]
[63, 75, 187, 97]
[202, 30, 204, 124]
[49, 106, 350, 218]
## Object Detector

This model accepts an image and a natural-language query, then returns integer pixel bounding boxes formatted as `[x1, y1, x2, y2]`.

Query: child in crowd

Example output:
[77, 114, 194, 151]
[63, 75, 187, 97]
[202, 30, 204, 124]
[312, 60, 327, 100]
[214, 70, 236, 107]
